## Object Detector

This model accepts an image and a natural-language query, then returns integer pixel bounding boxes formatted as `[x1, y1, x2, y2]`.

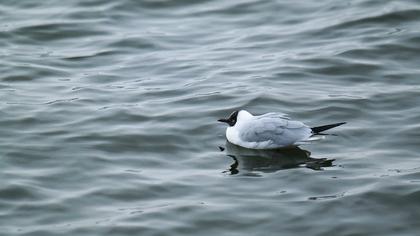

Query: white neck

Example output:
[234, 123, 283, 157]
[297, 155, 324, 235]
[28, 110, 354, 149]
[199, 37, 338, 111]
[237, 110, 253, 122]
[225, 110, 253, 146]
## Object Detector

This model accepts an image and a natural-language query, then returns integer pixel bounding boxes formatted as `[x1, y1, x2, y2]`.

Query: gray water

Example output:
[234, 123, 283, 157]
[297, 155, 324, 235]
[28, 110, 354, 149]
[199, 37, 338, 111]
[2, 0, 420, 235]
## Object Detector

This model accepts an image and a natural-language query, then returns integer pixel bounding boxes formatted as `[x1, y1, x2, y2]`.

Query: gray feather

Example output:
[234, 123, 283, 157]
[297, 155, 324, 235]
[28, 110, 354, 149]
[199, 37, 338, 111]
[239, 113, 311, 146]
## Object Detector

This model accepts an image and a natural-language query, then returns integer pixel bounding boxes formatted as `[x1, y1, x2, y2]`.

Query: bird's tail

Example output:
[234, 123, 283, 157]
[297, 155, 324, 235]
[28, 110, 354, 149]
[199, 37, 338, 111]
[311, 122, 346, 134]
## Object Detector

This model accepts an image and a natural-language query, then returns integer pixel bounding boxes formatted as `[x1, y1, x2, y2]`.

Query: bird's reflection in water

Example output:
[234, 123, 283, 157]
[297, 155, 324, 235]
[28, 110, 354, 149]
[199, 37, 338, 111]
[222, 142, 335, 175]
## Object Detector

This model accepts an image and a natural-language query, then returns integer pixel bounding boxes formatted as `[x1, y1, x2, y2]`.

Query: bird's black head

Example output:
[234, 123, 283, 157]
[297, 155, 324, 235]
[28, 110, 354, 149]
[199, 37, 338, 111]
[218, 110, 239, 127]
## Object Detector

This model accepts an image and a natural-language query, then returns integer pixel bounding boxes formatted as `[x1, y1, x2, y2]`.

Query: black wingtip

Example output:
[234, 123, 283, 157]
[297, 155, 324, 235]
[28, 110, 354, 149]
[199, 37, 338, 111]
[311, 122, 346, 134]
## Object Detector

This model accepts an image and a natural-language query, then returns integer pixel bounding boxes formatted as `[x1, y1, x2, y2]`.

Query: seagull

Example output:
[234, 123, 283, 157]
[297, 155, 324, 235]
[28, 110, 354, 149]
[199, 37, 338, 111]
[218, 110, 345, 149]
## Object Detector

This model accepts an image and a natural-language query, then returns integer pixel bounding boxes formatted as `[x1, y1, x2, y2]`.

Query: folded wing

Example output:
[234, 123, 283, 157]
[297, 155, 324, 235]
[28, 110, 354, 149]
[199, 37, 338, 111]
[240, 115, 312, 147]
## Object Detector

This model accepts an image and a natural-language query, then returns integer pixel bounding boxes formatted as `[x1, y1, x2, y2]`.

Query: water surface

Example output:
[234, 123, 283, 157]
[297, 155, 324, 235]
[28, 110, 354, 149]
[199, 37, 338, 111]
[1, 0, 420, 235]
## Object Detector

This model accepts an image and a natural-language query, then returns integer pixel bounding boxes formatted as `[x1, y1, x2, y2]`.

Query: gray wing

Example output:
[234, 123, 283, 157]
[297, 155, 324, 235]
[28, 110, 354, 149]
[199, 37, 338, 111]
[240, 115, 312, 146]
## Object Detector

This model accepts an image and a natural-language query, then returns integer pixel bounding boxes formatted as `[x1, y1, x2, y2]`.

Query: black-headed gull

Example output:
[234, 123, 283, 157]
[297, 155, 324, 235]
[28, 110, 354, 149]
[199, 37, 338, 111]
[218, 110, 345, 149]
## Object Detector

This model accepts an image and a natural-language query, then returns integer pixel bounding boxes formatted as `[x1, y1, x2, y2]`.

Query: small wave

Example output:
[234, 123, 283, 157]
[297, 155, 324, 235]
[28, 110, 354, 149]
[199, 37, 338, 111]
[323, 8, 420, 32]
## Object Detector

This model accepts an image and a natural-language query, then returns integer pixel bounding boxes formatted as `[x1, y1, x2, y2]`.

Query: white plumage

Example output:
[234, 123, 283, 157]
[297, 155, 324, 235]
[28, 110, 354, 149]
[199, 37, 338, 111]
[218, 110, 344, 149]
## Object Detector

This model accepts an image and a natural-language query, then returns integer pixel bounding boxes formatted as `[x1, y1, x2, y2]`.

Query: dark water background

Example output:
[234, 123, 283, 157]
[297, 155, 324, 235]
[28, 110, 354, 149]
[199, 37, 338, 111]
[2, 0, 420, 235]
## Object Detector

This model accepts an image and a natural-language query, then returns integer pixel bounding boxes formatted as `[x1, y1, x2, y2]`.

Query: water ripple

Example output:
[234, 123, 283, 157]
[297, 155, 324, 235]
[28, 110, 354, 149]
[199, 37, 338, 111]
[2, 0, 420, 235]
